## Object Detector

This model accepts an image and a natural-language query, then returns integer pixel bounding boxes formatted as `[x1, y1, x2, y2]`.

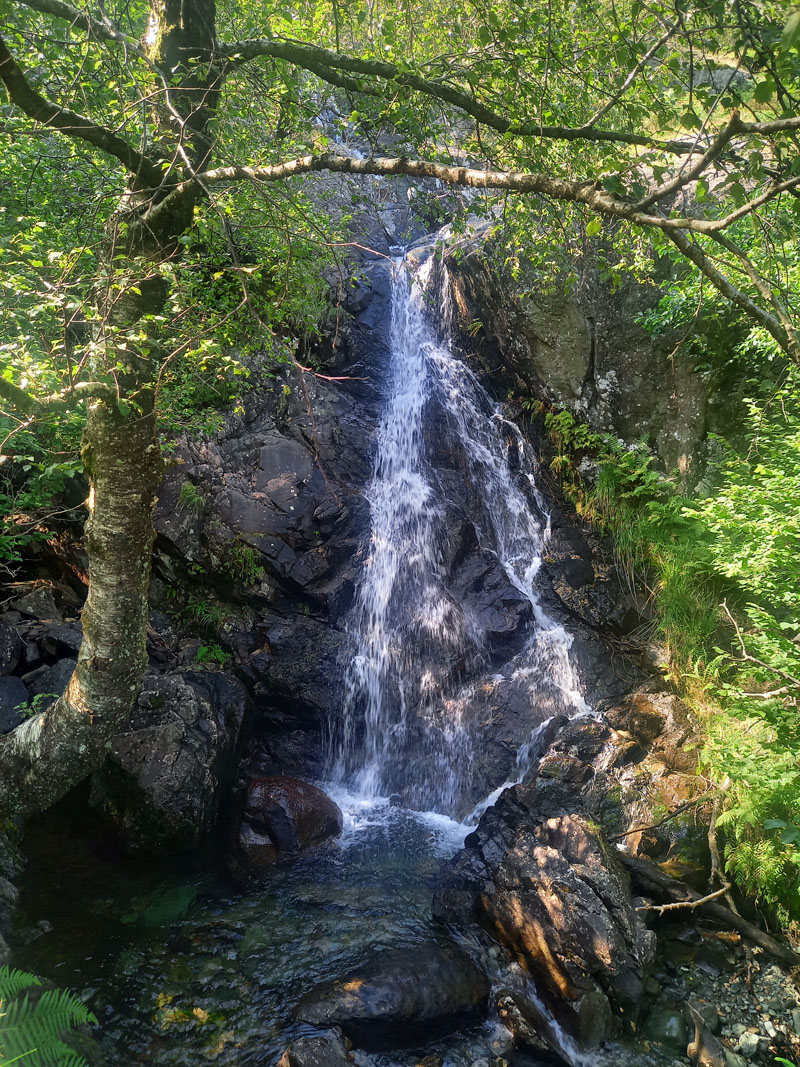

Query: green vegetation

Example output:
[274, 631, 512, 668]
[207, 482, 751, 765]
[177, 481, 205, 516]
[0, 965, 97, 1067]
[223, 543, 264, 587]
[195, 643, 232, 667]
[544, 367, 800, 927]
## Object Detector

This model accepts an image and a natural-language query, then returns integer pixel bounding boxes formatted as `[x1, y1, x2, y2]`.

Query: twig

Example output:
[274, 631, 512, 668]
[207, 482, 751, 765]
[637, 882, 732, 915]
[611, 788, 716, 841]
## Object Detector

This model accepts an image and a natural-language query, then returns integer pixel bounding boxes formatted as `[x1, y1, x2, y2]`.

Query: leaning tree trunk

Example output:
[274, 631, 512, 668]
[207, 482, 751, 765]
[0, 398, 163, 815]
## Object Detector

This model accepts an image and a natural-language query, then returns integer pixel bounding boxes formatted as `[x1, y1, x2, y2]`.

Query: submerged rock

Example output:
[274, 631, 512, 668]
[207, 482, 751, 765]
[235, 775, 343, 867]
[294, 941, 490, 1049]
[277, 1030, 356, 1067]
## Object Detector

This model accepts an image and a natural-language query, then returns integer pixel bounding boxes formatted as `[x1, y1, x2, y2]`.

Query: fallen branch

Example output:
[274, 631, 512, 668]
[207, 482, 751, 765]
[619, 853, 800, 966]
[636, 882, 731, 916]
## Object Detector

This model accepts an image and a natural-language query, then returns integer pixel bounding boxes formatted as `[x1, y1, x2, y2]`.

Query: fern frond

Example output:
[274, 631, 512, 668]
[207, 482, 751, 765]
[0, 980, 96, 1067]
[0, 968, 41, 1002]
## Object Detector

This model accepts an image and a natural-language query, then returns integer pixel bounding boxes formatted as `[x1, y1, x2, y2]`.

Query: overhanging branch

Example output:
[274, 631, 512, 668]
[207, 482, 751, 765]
[15, 0, 142, 54]
[0, 376, 119, 420]
[219, 36, 699, 156]
[0, 34, 162, 186]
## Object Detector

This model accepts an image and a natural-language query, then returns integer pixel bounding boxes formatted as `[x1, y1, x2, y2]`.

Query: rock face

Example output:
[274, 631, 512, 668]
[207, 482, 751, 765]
[294, 941, 490, 1050]
[433, 693, 707, 1048]
[445, 237, 744, 478]
[90, 671, 248, 850]
[234, 775, 343, 867]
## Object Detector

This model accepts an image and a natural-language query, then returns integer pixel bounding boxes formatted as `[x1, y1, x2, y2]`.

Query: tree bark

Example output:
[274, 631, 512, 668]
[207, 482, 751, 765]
[0, 398, 163, 815]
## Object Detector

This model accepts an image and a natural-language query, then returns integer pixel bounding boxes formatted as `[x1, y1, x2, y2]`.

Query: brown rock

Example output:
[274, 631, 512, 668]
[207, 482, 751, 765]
[236, 775, 343, 867]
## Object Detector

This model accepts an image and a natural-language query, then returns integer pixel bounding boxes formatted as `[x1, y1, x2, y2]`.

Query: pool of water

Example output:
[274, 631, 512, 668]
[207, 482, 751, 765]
[15, 792, 506, 1066]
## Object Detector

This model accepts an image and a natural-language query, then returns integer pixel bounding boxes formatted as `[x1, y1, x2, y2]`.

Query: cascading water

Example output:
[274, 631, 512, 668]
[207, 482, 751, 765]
[330, 246, 588, 816]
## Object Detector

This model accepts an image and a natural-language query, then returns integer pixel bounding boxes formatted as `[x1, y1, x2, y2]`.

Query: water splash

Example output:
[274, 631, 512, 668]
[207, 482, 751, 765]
[331, 249, 587, 815]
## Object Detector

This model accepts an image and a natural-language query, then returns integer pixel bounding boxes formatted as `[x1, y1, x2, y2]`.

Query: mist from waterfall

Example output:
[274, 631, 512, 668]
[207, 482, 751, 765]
[330, 248, 588, 816]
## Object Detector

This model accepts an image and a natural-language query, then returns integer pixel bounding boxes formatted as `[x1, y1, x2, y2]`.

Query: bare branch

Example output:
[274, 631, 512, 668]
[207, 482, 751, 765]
[0, 33, 162, 186]
[636, 882, 732, 915]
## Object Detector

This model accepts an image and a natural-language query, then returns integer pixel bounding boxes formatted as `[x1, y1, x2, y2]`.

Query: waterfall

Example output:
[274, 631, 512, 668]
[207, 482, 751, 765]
[330, 249, 587, 815]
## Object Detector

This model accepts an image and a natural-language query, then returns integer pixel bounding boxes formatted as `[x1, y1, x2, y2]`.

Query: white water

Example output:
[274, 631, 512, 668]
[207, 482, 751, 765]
[330, 249, 588, 819]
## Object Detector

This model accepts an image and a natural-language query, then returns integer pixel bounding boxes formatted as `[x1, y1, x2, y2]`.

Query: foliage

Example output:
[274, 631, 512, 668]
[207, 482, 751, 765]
[0, 965, 97, 1067]
[544, 372, 800, 923]
[223, 543, 264, 587]
[194, 643, 231, 667]
[179, 595, 229, 631]
[177, 481, 205, 516]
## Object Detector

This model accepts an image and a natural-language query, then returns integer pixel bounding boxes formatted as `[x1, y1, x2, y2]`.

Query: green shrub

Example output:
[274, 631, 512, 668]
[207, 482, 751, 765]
[543, 382, 800, 924]
[178, 480, 205, 515]
[223, 542, 264, 586]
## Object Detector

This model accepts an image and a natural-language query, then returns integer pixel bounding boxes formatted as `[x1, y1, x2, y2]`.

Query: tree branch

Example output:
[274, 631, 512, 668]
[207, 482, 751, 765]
[219, 36, 699, 156]
[0, 376, 118, 420]
[0, 34, 162, 186]
[665, 229, 796, 362]
[14, 0, 142, 54]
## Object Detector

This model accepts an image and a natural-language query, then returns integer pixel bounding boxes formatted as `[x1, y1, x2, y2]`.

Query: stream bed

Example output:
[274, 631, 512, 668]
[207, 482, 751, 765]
[16, 791, 528, 1066]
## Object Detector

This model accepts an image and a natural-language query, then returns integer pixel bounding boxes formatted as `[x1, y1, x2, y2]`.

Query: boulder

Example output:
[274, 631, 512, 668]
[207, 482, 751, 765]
[294, 941, 490, 1049]
[23, 658, 76, 713]
[90, 671, 248, 850]
[0, 620, 22, 675]
[0, 676, 29, 733]
[234, 776, 342, 867]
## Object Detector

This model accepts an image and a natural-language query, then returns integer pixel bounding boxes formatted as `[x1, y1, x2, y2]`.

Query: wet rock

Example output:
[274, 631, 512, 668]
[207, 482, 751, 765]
[644, 1008, 689, 1051]
[234, 776, 342, 867]
[294, 941, 490, 1050]
[0, 620, 22, 675]
[277, 1030, 355, 1067]
[0, 676, 29, 732]
[90, 671, 248, 850]
[433, 719, 659, 1048]
[602, 688, 698, 773]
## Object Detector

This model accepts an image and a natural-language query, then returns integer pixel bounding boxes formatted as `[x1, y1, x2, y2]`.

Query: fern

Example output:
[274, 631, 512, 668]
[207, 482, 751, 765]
[0, 966, 97, 1067]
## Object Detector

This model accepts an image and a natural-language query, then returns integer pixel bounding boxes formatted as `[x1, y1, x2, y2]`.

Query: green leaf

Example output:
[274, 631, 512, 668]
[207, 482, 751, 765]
[586, 218, 602, 237]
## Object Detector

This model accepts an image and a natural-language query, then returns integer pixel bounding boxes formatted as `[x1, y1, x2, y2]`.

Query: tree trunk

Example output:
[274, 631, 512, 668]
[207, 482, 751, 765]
[0, 396, 163, 816]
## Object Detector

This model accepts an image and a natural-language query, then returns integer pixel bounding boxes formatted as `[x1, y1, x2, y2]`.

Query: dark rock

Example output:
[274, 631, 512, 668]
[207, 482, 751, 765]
[234, 776, 342, 867]
[0, 676, 30, 733]
[294, 941, 490, 1050]
[90, 671, 248, 851]
[9, 586, 62, 621]
[277, 1030, 356, 1067]
[24, 659, 77, 713]
[41, 622, 82, 657]
[644, 1007, 689, 1051]
[0, 620, 22, 675]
